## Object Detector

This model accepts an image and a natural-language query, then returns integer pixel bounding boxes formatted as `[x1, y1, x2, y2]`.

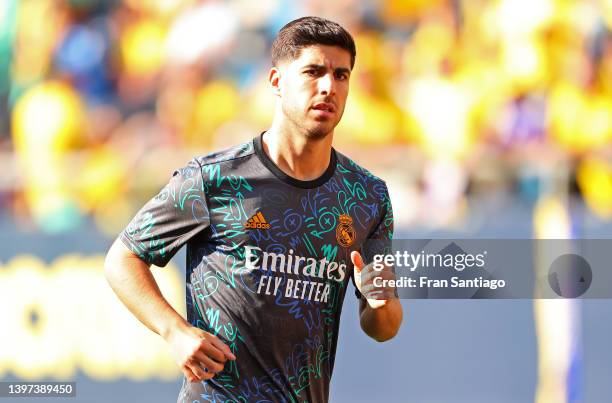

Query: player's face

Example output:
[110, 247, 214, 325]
[271, 45, 352, 139]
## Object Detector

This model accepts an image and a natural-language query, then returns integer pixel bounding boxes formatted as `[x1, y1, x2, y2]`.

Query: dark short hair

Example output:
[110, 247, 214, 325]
[271, 16, 356, 69]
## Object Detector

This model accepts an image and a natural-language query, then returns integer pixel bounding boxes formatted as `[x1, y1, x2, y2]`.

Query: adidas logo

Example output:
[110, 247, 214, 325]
[245, 211, 271, 230]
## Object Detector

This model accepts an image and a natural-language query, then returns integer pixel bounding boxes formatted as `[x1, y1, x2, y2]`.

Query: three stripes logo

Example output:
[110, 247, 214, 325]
[244, 211, 271, 230]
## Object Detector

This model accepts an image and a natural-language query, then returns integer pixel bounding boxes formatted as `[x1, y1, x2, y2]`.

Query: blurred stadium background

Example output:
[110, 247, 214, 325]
[1, 0, 612, 402]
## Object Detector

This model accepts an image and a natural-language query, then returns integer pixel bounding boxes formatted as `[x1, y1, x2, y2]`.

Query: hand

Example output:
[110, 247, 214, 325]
[164, 323, 236, 382]
[351, 251, 397, 309]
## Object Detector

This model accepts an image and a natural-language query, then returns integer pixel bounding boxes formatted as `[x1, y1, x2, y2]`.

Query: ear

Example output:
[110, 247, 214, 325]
[268, 66, 282, 97]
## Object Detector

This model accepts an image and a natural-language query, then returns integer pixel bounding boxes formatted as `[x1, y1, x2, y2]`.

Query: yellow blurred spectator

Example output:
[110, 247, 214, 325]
[243, 76, 276, 129]
[501, 38, 549, 91]
[379, 0, 446, 23]
[12, 81, 85, 232]
[577, 157, 612, 219]
[189, 81, 241, 146]
[548, 82, 612, 153]
[496, 0, 554, 38]
[337, 86, 403, 146]
[120, 19, 167, 77]
[11, 0, 67, 85]
[405, 76, 476, 159]
[123, 0, 194, 19]
[12, 81, 83, 153]
[400, 14, 455, 77]
[76, 146, 127, 211]
[601, 0, 612, 29]
[3, 0, 612, 231]
[336, 32, 404, 145]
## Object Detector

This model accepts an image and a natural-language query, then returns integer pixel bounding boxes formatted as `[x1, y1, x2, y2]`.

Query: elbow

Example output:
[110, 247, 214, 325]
[360, 317, 402, 343]
[378, 327, 400, 342]
[360, 302, 403, 342]
[103, 239, 125, 286]
[369, 327, 400, 343]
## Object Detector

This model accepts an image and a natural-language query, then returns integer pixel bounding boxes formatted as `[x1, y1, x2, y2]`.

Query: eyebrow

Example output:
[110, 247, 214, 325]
[302, 64, 351, 76]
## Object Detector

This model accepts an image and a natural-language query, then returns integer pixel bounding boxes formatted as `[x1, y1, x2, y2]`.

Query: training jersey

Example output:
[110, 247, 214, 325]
[120, 133, 393, 403]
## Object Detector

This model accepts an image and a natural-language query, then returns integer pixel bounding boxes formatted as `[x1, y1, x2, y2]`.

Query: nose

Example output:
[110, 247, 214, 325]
[318, 73, 335, 96]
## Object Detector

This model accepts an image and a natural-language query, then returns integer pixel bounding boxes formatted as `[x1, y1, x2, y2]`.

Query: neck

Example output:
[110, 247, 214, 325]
[263, 119, 334, 181]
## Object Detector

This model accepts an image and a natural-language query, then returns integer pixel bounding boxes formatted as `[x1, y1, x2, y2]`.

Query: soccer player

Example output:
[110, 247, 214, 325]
[104, 16, 402, 403]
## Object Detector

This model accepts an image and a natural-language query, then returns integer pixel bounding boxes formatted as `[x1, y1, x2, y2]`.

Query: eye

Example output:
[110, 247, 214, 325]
[335, 72, 349, 81]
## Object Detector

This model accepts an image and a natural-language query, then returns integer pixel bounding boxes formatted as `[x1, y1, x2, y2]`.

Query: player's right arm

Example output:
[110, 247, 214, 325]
[104, 159, 235, 382]
[104, 239, 235, 382]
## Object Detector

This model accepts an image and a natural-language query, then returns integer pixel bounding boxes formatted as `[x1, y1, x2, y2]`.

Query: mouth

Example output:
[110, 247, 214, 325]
[312, 102, 336, 113]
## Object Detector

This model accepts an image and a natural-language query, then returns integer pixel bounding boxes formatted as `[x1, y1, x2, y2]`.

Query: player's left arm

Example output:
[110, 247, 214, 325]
[352, 251, 403, 342]
[353, 186, 402, 342]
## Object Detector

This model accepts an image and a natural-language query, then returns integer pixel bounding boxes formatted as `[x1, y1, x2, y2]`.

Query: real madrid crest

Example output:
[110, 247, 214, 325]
[336, 214, 356, 247]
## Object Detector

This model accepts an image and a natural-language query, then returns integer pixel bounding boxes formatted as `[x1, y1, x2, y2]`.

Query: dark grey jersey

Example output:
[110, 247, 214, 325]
[120, 133, 393, 403]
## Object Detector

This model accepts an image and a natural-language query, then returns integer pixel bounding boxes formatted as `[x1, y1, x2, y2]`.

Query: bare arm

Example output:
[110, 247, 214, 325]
[104, 238, 235, 381]
[104, 238, 186, 339]
[358, 296, 403, 342]
[351, 251, 403, 342]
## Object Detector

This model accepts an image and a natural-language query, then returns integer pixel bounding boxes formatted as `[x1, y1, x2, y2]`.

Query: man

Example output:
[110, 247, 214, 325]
[105, 16, 402, 403]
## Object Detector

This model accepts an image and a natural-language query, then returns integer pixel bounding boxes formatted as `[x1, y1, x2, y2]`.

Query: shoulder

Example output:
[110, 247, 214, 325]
[334, 150, 394, 237]
[334, 149, 388, 191]
[168, 140, 256, 186]
[192, 139, 255, 168]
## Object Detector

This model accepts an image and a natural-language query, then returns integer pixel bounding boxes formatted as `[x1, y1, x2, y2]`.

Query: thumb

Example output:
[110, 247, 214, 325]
[351, 251, 365, 273]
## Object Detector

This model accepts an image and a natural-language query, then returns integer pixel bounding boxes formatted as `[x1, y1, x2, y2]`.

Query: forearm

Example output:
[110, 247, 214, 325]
[359, 298, 402, 342]
[104, 238, 189, 340]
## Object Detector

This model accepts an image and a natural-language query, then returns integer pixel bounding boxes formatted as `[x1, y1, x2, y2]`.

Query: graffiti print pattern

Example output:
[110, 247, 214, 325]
[120, 135, 393, 403]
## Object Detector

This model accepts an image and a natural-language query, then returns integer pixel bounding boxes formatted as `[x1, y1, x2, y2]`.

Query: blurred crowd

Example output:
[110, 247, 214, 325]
[1, 0, 611, 235]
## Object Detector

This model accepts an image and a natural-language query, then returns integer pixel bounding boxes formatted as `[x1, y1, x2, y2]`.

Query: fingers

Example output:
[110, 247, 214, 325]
[207, 335, 236, 361]
[184, 346, 226, 382]
[365, 297, 388, 309]
[185, 360, 213, 382]
[351, 251, 364, 272]
[170, 325, 237, 383]
[183, 365, 213, 383]
[186, 332, 236, 382]
[199, 334, 232, 363]
[357, 258, 397, 302]
[193, 350, 225, 374]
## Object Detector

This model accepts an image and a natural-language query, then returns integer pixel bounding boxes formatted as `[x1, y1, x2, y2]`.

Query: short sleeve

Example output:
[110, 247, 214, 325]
[354, 184, 394, 299]
[120, 159, 210, 267]
[367, 185, 394, 242]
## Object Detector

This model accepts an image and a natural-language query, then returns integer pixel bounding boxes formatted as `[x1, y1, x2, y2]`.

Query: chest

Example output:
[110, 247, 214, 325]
[204, 179, 380, 261]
